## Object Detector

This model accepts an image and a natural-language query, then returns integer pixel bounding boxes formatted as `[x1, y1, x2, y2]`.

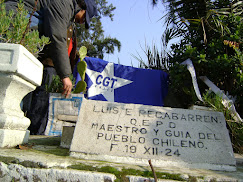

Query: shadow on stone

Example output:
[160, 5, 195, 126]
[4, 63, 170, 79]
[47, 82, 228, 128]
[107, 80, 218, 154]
[28, 136, 61, 146]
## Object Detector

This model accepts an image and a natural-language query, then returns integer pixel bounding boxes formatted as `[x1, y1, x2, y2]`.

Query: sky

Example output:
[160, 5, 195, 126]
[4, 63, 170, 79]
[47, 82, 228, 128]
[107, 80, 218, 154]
[101, 0, 166, 67]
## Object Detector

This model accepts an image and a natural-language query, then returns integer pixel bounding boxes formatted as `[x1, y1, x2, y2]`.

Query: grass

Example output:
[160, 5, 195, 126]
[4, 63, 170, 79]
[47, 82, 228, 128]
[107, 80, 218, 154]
[68, 163, 184, 181]
[0, 156, 45, 168]
[28, 136, 61, 146]
[42, 148, 70, 156]
[0, 153, 185, 181]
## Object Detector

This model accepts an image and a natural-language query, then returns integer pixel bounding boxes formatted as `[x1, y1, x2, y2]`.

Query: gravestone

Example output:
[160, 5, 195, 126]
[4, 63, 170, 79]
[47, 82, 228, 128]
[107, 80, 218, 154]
[70, 99, 236, 171]
[44, 93, 83, 136]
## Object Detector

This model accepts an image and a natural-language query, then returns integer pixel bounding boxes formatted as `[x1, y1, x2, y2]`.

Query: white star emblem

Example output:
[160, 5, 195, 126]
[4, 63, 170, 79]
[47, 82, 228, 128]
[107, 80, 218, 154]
[86, 62, 133, 102]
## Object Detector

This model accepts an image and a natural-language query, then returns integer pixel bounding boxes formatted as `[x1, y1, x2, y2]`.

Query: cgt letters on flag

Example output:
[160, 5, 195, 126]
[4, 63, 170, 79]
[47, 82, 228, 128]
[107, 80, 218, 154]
[75, 57, 169, 106]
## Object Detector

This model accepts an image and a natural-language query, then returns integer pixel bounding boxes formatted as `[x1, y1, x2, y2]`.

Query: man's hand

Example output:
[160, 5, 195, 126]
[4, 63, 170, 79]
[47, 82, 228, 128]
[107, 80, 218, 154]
[62, 77, 73, 98]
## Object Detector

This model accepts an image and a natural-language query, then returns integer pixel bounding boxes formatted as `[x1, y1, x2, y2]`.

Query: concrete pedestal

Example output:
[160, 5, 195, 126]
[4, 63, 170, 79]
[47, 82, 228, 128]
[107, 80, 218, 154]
[0, 43, 43, 147]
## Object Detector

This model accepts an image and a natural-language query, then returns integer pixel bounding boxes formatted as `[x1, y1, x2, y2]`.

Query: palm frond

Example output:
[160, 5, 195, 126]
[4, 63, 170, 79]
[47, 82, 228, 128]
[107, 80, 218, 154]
[162, 27, 182, 46]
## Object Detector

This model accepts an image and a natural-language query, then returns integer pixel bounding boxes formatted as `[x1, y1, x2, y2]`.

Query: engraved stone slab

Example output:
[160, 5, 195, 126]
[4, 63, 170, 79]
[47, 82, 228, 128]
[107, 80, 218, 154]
[70, 99, 236, 171]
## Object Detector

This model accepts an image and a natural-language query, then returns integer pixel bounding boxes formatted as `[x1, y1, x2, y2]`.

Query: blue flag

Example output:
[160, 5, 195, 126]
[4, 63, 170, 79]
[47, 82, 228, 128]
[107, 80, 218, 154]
[74, 57, 169, 106]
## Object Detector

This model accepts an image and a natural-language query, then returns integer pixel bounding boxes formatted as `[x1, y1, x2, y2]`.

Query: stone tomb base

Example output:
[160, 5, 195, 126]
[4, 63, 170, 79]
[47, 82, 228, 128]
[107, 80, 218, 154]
[70, 99, 236, 171]
[60, 126, 75, 148]
[0, 43, 43, 147]
[0, 129, 29, 147]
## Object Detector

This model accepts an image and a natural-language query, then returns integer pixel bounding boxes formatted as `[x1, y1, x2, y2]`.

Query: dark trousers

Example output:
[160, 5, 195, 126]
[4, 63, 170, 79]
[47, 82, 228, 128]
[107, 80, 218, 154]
[25, 66, 57, 135]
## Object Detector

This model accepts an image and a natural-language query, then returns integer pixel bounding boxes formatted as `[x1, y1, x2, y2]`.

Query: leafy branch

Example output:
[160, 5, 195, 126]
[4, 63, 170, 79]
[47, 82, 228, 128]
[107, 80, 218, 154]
[0, 0, 49, 56]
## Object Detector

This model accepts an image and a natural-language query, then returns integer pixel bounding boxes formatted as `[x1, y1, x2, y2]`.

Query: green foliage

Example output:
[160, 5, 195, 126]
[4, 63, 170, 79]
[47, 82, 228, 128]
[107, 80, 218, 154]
[169, 12, 242, 111]
[0, 0, 49, 56]
[202, 91, 232, 119]
[45, 75, 63, 93]
[202, 91, 243, 153]
[147, 0, 242, 114]
[76, 0, 121, 59]
[73, 46, 87, 93]
[134, 43, 171, 71]
[45, 74, 76, 93]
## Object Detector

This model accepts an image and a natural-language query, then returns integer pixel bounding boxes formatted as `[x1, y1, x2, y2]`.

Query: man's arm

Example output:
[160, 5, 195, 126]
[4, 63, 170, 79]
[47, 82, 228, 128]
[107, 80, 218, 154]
[43, 0, 74, 97]
[62, 77, 73, 97]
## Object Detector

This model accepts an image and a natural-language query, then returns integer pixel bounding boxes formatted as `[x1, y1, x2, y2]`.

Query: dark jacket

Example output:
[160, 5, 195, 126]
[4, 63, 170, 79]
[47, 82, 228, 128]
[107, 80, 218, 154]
[5, 0, 81, 78]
